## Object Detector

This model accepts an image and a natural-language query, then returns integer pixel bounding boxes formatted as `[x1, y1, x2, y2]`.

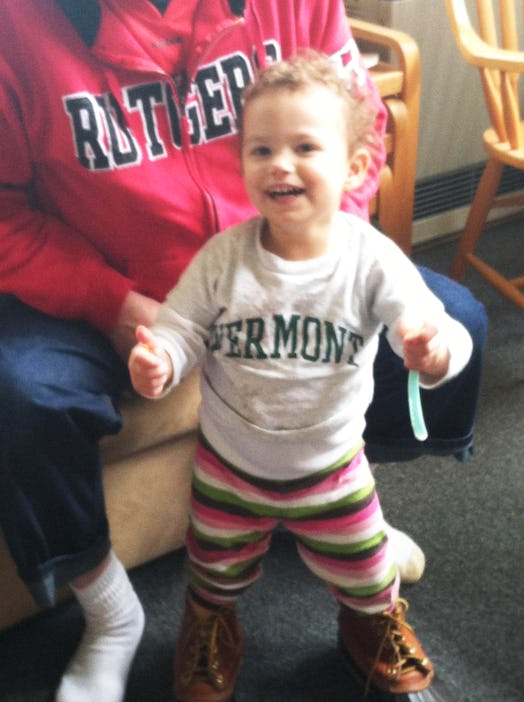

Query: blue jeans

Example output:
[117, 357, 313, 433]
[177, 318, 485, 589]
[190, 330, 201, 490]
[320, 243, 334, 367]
[0, 295, 128, 607]
[0, 268, 487, 607]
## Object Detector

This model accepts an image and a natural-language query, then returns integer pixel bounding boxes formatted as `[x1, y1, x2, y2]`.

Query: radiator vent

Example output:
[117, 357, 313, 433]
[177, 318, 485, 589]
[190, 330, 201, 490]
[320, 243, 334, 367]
[414, 163, 524, 221]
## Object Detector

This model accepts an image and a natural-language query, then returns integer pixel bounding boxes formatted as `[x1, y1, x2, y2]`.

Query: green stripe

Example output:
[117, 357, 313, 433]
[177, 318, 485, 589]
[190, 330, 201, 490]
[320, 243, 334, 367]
[299, 531, 386, 555]
[194, 474, 375, 520]
[338, 563, 398, 598]
[192, 525, 266, 548]
[321, 444, 364, 473]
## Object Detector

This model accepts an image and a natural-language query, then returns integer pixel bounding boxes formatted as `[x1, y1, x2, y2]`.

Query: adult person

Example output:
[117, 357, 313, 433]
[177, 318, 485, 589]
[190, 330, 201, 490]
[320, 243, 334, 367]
[0, 2, 487, 701]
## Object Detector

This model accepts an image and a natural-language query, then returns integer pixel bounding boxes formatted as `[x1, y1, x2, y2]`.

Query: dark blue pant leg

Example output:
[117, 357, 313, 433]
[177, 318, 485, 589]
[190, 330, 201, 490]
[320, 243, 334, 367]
[0, 295, 129, 607]
[364, 267, 488, 463]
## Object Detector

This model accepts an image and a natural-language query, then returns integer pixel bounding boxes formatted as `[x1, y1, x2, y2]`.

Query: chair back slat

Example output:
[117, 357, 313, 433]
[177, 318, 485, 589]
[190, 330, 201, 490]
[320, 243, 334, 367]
[500, 2, 518, 51]
[476, 0, 497, 46]
[501, 72, 522, 146]
[480, 67, 507, 140]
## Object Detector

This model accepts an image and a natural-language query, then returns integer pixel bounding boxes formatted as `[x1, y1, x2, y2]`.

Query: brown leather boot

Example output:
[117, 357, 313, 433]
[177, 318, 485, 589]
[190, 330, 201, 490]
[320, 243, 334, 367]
[338, 598, 434, 695]
[173, 590, 244, 702]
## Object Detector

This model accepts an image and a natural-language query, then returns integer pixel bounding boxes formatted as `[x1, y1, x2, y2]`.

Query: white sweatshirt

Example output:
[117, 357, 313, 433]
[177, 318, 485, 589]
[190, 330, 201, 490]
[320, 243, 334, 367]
[153, 213, 472, 480]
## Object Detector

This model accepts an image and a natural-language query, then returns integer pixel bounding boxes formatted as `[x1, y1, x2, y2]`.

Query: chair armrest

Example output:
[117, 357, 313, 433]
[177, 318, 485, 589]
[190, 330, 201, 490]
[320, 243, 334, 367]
[349, 17, 421, 256]
[349, 17, 421, 96]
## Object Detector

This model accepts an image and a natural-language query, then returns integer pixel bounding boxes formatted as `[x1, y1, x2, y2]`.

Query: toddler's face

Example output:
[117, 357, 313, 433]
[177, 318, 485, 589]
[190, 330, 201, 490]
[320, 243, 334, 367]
[240, 85, 355, 239]
[242, 86, 367, 258]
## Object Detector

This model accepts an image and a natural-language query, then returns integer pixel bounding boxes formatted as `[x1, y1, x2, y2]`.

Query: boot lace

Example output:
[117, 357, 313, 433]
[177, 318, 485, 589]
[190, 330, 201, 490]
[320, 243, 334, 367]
[364, 598, 431, 698]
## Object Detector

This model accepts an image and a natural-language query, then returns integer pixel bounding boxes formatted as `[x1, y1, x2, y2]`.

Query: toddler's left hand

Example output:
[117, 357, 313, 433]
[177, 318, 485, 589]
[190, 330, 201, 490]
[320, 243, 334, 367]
[397, 316, 450, 384]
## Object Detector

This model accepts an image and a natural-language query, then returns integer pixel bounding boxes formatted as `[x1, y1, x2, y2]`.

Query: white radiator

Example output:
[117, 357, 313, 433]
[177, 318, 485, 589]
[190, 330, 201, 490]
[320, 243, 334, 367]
[347, 0, 524, 244]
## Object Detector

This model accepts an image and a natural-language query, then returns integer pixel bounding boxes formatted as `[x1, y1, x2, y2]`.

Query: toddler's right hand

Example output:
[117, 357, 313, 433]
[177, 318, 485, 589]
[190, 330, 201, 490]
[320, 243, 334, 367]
[128, 325, 173, 398]
[396, 315, 450, 384]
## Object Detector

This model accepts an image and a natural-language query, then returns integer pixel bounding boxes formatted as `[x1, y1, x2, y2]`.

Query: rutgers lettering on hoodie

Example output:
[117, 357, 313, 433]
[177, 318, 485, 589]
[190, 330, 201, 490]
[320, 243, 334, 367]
[0, 0, 386, 333]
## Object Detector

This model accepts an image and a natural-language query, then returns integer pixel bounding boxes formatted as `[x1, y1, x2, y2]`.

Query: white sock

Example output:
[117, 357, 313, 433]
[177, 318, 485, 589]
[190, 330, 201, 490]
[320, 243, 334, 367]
[55, 551, 145, 702]
[384, 521, 426, 584]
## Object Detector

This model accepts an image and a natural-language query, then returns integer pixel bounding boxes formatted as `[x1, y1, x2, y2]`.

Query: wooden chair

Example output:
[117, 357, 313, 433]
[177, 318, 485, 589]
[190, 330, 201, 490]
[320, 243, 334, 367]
[445, 0, 524, 308]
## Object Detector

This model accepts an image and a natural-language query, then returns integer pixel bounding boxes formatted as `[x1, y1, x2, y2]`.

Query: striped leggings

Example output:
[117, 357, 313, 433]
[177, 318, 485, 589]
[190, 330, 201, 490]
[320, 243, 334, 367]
[186, 435, 399, 615]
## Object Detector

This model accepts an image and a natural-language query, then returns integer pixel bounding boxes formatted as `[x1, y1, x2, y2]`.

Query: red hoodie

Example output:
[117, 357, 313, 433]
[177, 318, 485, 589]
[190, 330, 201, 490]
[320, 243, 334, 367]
[0, 0, 386, 333]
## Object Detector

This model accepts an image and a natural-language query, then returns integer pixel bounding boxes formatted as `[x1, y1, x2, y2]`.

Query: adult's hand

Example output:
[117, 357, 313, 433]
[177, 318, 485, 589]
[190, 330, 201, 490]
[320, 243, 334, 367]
[109, 290, 161, 362]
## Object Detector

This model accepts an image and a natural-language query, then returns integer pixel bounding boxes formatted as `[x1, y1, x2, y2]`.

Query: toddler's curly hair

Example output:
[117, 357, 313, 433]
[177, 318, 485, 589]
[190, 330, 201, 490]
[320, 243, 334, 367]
[240, 50, 377, 154]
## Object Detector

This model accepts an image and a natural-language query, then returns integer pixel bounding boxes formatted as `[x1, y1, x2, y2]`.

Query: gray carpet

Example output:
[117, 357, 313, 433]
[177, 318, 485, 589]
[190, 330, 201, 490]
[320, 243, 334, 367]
[1, 215, 523, 702]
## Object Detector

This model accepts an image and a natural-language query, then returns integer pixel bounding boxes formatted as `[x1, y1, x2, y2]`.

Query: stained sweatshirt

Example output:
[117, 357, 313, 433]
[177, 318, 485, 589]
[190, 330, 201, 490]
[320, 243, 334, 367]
[153, 214, 473, 480]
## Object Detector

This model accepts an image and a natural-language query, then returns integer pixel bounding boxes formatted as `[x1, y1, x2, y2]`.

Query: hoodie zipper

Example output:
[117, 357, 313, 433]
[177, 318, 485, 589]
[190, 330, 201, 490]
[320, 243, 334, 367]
[98, 4, 255, 236]
[180, 13, 246, 233]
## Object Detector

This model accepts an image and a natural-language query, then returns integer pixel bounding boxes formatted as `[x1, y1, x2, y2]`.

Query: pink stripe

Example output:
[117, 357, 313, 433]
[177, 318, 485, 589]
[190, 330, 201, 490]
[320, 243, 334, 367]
[192, 501, 277, 532]
[298, 544, 391, 581]
[289, 493, 381, 537]
[333, 580, 400, 613]
[186, 528, 270, 565]
[196, 443, 369, 505]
